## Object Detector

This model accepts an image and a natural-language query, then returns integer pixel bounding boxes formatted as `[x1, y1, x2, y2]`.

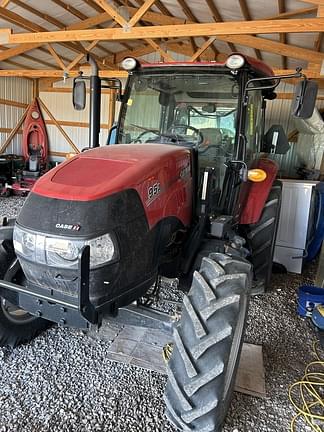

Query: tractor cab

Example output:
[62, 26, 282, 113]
[114, 55, 286, 218]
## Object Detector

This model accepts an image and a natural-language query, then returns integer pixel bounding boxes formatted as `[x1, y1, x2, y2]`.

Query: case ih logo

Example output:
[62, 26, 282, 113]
[55, 223, 81, 231]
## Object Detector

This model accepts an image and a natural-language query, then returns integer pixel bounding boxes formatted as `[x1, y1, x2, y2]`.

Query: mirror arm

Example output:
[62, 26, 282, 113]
[243, 68, 304, 105]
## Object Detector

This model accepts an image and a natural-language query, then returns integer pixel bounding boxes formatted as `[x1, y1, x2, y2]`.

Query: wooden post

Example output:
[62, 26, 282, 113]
[108, 90, 116, 130]
[32, 78, 39, 99]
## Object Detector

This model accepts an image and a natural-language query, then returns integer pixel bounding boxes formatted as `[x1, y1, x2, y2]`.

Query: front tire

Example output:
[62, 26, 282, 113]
[0, 242, 50, 347]
[164, 253, 252, 432]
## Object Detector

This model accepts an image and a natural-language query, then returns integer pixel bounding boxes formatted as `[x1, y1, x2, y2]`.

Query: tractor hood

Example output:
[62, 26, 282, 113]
[32, 144, 190, 201]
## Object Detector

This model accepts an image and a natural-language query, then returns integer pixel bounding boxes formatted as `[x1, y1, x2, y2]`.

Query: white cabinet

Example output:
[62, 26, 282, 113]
[274, 179, 318, 274]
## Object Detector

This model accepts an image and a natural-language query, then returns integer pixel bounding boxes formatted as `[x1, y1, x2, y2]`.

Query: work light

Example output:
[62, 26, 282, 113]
[121, 57, 138, 71]
[225, 54, 245, 70]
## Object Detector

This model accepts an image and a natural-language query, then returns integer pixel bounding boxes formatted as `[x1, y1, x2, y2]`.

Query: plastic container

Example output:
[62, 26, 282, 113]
[298, 285, 324, 317]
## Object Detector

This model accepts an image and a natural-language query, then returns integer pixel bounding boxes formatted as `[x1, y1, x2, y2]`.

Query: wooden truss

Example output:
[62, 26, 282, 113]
[0, 0, 322, 80]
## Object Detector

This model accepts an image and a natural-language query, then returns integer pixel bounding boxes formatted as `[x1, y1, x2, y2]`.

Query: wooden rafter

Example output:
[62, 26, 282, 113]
[0, 11, 115, 68]
[128, 0, 157, 27]
[205, 0, 236, 52]
[105, 10, 324, 66]
[66, 40, 99, 71]
[10, 0, 114, 57]
[190, 37, 216, 62]
[238, 0, 262, 60]
[278, 0, 287, 69]
[92, 0, 128, 27]
[177, 0, 218, 58]
[47, 44, 66, 70]
[0, 0, 10, 7]
[145, 38, 174, 62]
[0, 6, 109, 67]
[314, 3, 324, 55]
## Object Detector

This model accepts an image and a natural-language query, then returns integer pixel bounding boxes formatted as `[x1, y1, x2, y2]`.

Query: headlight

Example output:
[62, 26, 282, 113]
[121, 57, 138, 71]
[226, 54, 245, 70]
[14, 225, 117, 269]
[14, 228, 36, 257]
[88, 234, 115, 267]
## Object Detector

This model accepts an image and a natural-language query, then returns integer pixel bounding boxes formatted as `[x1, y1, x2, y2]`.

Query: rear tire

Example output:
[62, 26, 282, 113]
[0, 241, 50, 347]
[164, 253, 252, 432]
[240, 180, 282, 294]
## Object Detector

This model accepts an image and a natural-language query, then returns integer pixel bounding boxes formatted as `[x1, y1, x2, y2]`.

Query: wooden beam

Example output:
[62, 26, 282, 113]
[0, 69, 129, 78]
[177, 0, 218, 56]
[92, 0, 128, 27]
[128, 0, 157, 27]
[302, 0, 324, 5]
[278, 0, 287, 69]
[238, 0, 262, 60]
[0, 68, 323, 80]
[66, 40, 99, 71]
[6, 18, 324, 45]
[190, 37, 216, 62]
[204, 0, 236, 52]
[45, 119, 110, 129]
[47, 44, 66, 70]
[0, 0, 10, 6]
[218, 34, 324, 64]
[0, 11, 113, 64]
[0, 106, 28, 154]
[121, 9, 324, 65]
[108, 91, 116, 129]
[0, 98, 28, 108]
[145, 38, 174, 62]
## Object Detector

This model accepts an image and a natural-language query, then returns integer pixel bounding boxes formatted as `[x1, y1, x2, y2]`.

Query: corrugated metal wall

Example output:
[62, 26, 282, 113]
[39, 78, 112, 159]
[0, 77, 33, 155]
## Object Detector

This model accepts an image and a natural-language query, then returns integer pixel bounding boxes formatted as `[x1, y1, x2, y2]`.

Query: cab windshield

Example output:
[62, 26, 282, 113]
[118, 72, 240, 184]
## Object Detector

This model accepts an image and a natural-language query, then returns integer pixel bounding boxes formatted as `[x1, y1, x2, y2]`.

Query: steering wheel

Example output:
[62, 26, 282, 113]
[166, 124, 204, 146]
[132, 130, 159, 143]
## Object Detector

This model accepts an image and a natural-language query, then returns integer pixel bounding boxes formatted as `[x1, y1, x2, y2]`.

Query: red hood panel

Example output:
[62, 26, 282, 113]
[33, 144, 190, 201]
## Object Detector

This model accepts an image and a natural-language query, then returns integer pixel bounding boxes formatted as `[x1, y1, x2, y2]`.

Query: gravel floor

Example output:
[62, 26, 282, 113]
[0, 196, 321, 432]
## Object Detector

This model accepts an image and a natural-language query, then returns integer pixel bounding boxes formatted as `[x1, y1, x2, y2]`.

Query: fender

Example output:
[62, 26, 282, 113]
[239, 158, 279, 225]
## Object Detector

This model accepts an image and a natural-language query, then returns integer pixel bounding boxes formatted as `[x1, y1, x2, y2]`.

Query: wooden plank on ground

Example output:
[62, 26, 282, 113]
[91, 320, 266, 397]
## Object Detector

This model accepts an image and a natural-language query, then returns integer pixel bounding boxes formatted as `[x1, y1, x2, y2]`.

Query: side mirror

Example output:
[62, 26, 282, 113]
[107, 124, 117, 145]
[73, 79, 86, 111]
[262, 125, 290, 154]
[292, 79, 318, 119]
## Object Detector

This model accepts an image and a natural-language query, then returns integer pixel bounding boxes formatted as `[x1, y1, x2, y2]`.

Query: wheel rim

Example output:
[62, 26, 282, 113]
[223, 294, 248, 398]
[1, 259, 36, 325]
[1, 297, 35, 324]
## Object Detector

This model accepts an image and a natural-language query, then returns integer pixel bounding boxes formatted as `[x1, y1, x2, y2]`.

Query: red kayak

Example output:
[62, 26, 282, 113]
[22, 98, 48, 168]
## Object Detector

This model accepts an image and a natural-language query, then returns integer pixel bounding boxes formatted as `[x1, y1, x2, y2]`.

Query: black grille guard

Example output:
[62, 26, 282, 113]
[0, 246, 99, 329]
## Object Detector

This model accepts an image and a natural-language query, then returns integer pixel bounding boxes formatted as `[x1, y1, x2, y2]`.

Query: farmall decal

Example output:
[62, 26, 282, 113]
[55, 223, 81, 231]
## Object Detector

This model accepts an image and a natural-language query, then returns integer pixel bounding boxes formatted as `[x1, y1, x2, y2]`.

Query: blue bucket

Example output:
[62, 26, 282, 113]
[298, 285, 324, 317]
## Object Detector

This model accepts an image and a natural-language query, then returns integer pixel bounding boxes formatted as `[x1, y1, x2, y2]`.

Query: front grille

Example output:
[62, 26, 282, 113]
[20, 260, 79, 298]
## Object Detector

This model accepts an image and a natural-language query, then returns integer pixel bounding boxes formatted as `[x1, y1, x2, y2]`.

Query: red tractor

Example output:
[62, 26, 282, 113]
[0, 54, 317, 431]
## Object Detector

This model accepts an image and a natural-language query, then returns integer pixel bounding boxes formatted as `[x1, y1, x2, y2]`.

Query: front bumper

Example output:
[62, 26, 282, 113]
[0, 246, 99, 329]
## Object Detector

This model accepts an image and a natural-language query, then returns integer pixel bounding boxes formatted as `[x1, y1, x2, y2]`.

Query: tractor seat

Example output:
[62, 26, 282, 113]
[200, 128, 223, 146]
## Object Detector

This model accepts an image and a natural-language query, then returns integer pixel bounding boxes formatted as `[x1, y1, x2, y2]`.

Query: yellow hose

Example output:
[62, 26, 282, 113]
[289, 341, 324, 431]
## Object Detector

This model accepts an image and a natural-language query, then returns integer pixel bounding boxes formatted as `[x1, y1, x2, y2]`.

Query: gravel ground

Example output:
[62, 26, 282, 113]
[0, 196, 321, 432]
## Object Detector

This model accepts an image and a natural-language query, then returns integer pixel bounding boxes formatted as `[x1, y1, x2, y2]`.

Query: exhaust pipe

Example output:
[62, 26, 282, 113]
[87, 55, 101, 148]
